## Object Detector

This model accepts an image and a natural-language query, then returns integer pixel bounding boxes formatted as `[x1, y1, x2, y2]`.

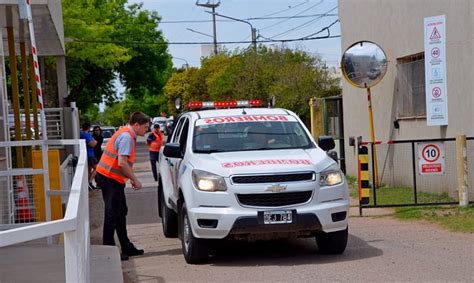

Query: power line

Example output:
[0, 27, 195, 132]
[64, 14, 338, 26]
[266, 6, 338, 39]
[68, 34, 340, 46]
[301, 19, 339, 39]
[258, 0, 310, 18]
[259, 0, 324, 31]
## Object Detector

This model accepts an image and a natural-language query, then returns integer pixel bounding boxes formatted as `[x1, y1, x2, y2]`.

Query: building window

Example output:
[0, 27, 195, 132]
[396, 53, 426, 118]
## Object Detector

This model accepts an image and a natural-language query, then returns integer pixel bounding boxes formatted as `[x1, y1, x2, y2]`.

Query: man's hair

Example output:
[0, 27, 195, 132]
[82, 122, 91, 131]
[129, 112, 150, 125]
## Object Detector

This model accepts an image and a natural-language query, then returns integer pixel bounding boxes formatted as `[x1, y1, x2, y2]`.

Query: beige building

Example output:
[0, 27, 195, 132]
[339, 0, 473, 199]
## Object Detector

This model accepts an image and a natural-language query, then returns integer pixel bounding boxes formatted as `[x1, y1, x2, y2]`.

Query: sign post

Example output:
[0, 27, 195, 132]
[424, 15, 448, 126]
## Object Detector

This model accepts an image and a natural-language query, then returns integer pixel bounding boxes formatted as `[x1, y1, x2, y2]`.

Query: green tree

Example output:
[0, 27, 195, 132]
[63, 1, 172, 114]
[163, 48, 340, 122]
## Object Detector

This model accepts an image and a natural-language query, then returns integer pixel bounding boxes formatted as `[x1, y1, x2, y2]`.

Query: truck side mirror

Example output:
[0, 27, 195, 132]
[318, 136, 335, 151]
[163, 143, 183, 159]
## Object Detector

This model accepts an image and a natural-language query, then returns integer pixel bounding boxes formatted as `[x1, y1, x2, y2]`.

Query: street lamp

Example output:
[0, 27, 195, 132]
[206, 11, 257, 50]
[186, 28, 213, 38]
[173, 57, 189, 69]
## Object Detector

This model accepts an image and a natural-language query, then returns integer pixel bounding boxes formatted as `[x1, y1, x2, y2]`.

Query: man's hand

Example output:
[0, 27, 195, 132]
[118, 155, 142, 190]
[131, 178, 142, 190]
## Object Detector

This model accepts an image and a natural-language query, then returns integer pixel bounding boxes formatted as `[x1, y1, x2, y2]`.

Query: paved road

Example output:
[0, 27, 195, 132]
[90, 136, 474, 282]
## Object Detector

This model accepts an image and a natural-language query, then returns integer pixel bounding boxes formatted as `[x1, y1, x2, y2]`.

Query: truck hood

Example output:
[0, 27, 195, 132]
[189, 148, 335, 177]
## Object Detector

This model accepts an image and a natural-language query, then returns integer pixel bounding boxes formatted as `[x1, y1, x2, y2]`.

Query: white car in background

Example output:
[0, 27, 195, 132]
[158, 99, 349, 264]
[100, 126, 116, 150]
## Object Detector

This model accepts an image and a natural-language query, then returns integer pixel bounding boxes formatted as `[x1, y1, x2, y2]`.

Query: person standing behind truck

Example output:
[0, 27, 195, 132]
[147, 123, 164, 182]
[80, 122, 98, 190]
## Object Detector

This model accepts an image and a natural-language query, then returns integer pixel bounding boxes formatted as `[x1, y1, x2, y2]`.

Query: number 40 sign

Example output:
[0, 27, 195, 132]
[417, 142, 445, 175]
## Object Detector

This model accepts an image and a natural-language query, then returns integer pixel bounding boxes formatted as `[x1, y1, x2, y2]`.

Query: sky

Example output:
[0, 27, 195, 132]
[128, 0, 342, 69]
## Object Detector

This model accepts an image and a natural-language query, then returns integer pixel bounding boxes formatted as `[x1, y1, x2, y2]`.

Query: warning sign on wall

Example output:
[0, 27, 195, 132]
[417, 142, 445, 175]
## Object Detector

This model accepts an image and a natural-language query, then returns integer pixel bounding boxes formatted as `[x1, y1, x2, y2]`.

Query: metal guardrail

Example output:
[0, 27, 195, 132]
[0, 139, 89, 282]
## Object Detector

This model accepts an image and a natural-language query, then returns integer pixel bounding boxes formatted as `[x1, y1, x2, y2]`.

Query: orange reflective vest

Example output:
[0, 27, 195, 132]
[96, 127, 136, 184]
[148, 131, 163, 152]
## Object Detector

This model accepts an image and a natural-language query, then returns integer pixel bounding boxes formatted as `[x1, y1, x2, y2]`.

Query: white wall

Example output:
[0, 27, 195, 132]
[339, 0, 473, 199]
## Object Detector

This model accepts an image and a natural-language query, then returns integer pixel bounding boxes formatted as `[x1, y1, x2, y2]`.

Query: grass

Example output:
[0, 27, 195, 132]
[345, 175, 474, 233]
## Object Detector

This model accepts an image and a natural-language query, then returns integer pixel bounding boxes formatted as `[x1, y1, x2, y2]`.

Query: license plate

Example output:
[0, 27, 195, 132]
[263, 210, 293, 224]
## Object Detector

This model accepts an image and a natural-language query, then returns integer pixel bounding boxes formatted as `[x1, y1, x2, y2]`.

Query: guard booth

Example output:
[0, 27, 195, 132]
[312, 96, 345, 173]
[0, 1, 77, 226]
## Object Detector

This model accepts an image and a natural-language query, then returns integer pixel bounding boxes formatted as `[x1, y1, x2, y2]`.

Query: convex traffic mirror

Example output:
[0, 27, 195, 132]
[341, 41, 388, 88]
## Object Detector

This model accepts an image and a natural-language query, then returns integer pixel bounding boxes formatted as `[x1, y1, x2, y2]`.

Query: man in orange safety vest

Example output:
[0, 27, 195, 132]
[95, 112, 150, 261]
[147, 123, 164, 182]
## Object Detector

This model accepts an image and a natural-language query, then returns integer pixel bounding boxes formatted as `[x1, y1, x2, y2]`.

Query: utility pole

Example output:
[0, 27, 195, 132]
[196, 1, 220, 55]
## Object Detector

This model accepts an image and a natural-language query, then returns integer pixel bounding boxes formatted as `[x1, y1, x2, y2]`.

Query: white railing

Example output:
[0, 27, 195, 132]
[0, 139, 89, 282]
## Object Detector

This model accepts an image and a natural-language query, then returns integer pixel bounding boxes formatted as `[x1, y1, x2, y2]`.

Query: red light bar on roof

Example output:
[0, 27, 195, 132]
[187, 99, 263, 110]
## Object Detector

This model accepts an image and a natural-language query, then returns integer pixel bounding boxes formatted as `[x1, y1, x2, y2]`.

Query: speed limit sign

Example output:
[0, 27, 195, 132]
[417, 142, 445, 174]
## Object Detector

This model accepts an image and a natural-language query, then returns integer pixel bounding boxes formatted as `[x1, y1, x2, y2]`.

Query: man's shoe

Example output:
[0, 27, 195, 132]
[120, 254, 129, 261]
[88, 183, 97, 191]
[122, 244, 144, 257]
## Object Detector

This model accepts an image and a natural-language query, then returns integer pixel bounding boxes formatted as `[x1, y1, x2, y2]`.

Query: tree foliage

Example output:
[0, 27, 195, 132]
[164, 48, 340, 121]
[63, 0, 172, 116]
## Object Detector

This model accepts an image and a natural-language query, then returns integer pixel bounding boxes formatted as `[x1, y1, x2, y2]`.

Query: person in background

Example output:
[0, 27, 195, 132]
[147, 123, 164, 182]
[80, 122, 98, 190]
[92, 125, 104, 160]
[95, 112, 150, 261]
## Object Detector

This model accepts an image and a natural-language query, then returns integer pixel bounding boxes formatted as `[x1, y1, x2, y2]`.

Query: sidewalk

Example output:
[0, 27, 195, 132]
[0, 244, 122, 283]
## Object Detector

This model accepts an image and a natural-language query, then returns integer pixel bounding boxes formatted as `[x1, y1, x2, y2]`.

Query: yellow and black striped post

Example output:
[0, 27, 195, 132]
[358, 146, 370, 210]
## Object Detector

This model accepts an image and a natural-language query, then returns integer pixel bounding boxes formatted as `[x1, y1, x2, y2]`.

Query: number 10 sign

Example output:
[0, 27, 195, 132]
[417, 142, 445, 175]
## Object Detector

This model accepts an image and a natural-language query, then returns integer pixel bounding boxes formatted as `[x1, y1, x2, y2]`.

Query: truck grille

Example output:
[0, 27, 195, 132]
[237, 191, 313, 207]
[231, 172, 314, 184]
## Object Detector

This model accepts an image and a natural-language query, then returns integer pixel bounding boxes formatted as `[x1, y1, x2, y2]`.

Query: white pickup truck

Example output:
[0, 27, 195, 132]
[158, 100, 349, 264]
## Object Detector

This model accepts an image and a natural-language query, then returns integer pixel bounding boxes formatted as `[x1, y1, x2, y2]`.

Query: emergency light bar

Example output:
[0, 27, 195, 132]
[187, 99, 263, 110]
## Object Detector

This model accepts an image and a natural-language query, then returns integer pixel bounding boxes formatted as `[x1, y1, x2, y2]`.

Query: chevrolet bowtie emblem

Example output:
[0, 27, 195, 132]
[265, 184, 287, 193]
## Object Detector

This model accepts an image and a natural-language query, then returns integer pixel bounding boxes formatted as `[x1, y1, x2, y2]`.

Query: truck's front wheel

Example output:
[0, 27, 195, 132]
[160, 188, 178, 238]
[315, 226, 348, 254]
[180, 203, 209, 264]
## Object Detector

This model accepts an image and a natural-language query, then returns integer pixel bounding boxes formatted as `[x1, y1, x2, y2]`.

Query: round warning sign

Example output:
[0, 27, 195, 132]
[418, 142, 444, 175]
[421, 144, 440, 162]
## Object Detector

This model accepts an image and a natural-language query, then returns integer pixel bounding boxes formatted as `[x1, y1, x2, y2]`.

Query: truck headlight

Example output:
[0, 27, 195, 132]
[319, 170, 343, 186]
[192, 169, 227, 192]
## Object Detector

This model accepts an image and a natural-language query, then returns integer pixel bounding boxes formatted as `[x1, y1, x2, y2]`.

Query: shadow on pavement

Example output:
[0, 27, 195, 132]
[207, 234, 383, 266]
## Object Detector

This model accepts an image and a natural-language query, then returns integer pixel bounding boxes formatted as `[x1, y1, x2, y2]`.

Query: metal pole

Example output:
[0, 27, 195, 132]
[210, 12, 256, 50]
[196, 1, 220, 55]
[251, 27, 257, 50]
[29, 55, 39, 140]
[24, 0, 51, 234]
[20, 42, 31, 141]
[309, 98, 316, 139]
[212, 6, 217, 55]
[371, 142, 377, 206]
[338, 98, 346, 173]
[411, 142, 418, 204]
[7, 27, 24, 168]
[456, 135, 468, 207]
[71, 102, 79, 157]
[366, 86, 379, 188]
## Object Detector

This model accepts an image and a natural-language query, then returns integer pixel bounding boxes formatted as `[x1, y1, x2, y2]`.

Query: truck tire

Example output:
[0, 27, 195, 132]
[160, 188, 178, 238]
[315, 226, 348, 254]
[180, 202, 209, 264]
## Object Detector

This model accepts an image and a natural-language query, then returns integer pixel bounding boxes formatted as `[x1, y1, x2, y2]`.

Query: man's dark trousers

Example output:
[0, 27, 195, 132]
[96, 173, 133, 249]
[149, 151, 159, 181]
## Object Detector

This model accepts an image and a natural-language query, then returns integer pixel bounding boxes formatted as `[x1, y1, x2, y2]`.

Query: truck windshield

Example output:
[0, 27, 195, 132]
[192, 117, 314, 153]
